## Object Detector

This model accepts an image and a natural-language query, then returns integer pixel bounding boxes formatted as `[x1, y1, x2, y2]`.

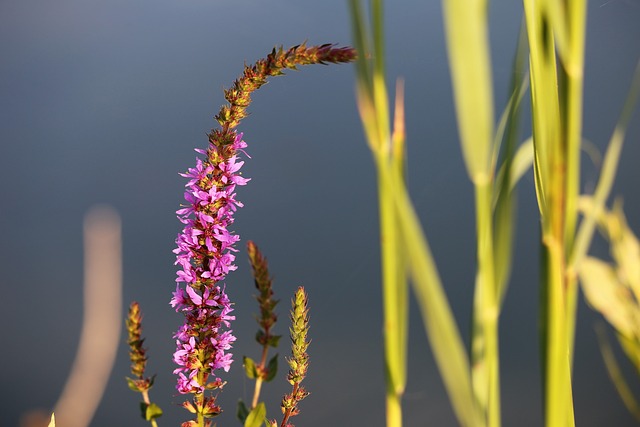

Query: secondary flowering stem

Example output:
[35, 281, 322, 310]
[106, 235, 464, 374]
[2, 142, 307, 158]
[247, 240, 280, 408]
[280, 287, 311, 427]
[170, 44, 355, 427]
[126, 302, 162, 426]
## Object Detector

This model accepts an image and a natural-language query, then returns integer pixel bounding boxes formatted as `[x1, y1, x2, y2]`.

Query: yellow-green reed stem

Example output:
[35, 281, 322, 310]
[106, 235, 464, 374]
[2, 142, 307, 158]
[523, 1, 587, 425]
[441, 0, 500, 424]
[559, 0, 587, 372]
[382, 80, 408, 427]
[349, 2, 407, 426]
[377, 151, 407, 427]
[371, 0, 390, 146]
[542, 236, 576, 427]
[371, 88, 406, 427]
[473, 180, 500, 427]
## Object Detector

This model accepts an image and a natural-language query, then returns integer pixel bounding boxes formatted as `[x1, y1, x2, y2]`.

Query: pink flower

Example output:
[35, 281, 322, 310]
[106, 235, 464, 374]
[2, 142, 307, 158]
[177, 370, 203, 394]
[171, 130, 247, 402]
[170, 285, 188, 309]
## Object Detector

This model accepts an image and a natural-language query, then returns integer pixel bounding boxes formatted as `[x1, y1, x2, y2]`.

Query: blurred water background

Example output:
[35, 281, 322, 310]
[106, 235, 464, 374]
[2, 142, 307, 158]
[1, 0, 640, 425]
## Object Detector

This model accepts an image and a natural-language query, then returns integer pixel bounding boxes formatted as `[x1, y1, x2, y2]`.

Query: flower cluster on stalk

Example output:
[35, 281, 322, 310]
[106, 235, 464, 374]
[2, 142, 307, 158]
[170, 130, 248, 421]
[169, 43, 356, 425]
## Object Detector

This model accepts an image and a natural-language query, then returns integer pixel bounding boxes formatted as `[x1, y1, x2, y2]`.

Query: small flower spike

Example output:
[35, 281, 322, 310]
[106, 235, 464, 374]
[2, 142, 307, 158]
[239, 241, 282, 419]
[247, 240, 280, 352]
[127, 302, 149, 383]
[126, 302, 163, 425]
[278, 287, 311, 427]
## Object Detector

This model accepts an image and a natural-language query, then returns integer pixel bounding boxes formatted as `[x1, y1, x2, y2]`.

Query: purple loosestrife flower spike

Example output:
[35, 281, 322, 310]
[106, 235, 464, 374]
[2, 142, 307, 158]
[171, 43, 355, 425]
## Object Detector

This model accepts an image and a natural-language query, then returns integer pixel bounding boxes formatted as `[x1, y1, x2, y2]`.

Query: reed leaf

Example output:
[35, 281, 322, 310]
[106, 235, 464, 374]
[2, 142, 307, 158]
[492, 26, 528, 306]
[442, 0, 494, 184]
[596, 325, 640, 422]
[570, 60, 640, 278]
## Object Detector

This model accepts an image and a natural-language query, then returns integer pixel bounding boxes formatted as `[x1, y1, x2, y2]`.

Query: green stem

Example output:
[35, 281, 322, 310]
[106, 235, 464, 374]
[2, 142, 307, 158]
[252, 345, 270, 408]
[472, 180, 501, 427]
[141, 390, 159, 427]
[252, 378, 264, 409]
[377, 153, 407, 427]
[385, 393, 402, 427]
[543, 236, 575, 427]
[561, 0, 587, 372]
[196, 371, 205, 427]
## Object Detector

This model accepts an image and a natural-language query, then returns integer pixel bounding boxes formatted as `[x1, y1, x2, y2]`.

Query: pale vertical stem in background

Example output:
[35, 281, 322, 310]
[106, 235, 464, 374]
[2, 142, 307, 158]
[54, 206, 123, 427]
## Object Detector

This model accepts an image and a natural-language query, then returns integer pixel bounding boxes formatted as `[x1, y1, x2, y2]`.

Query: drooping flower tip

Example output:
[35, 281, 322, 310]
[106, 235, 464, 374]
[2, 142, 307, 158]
[313, 43, 358, 64]
[214, 44, 356, 133]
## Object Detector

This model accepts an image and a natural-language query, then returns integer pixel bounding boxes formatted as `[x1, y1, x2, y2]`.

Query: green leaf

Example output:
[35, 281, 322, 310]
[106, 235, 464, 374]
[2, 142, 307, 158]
[608, 203, 640, 298]
[492, 30, 529, 307]
[139, 402, 148, 420]
[267, 335, 282, 348]
[145, 403, 163, 420]
[237, 400, 249, 423]
[617, 331, 640, 375]
[265, 354, 278, 382]
[596, 325, 640, 421]
[509, 138, 534, 193]
[256, 332, 281, 348]
[571, 62, 640, 276]
[244, 402, 267, 427]
[243, 356, 258, 379]
[126, 377, 139, 392]
[443, 0, 494, 184]
[579, 257, 634, 337]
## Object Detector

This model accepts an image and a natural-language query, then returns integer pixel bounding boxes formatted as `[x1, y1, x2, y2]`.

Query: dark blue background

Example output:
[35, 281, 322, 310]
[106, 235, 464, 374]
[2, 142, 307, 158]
[1, 0, 639, 425]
